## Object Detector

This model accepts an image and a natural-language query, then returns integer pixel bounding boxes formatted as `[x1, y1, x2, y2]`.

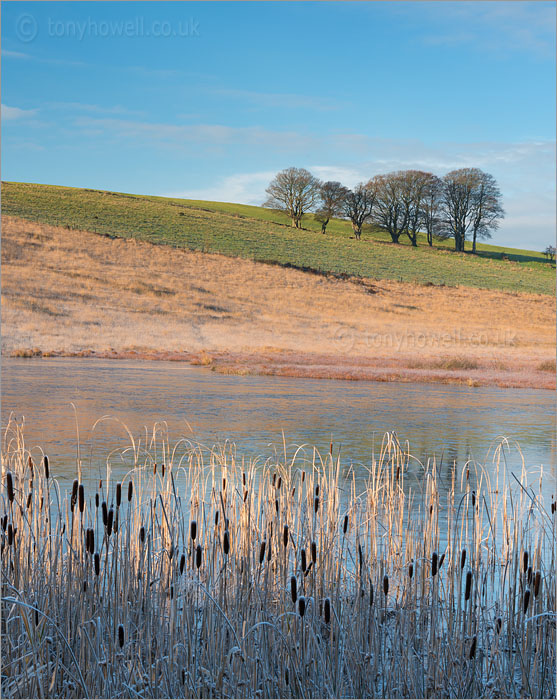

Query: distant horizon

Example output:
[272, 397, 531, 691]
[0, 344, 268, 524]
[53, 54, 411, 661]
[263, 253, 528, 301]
[2, 1, 555, 249]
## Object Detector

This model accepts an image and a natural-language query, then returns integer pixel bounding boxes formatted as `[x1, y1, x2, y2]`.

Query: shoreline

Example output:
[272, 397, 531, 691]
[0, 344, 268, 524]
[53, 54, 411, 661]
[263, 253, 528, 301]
[7, 347, 556, 390]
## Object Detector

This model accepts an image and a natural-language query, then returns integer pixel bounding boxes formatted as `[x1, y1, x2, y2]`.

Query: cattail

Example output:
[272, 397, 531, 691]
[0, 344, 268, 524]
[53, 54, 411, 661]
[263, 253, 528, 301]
[1, 515, 6, 531]
[314, 496, 319, 513]
[118, 624, 125, 648]
[285, 668, 289, 686]
[471, 491, 476, 507]
[7, 523, 13, 546]
[534, 571, 541, 597]
[26, 493, 32, 510]
[298, 596, 306, 617]
[383, 575, 389, 597]
[139, 526, 145, 543]
[523, 551, 528, 573]
[222, 477, 226, 491]
[190, 520, 197, 541]
[431, 552, 438, 577]
[311, 541, 317, 564]
[83, 581, 88, 593]
[290, 576, 297, 603]
[324, 597, 331, 624]
[6, 473, 14, 503]
[94, 552, 100, 576]
[113, 512, 119, 533]
[343, 514, 348, 534]
[461, 549, 467, 569]
[275, 498, 279, 513]
[495, 617, 502, 634]
[95, 493, 99, 508]
[87, 529, 95, 554]
[106, 508, 114, 536]
[469, 636, 477, 659]
[196, 544, 202, 569]
[180, 554, 186, 574]
[153, 463, 157, 475]
[259, 541, 266, 565]
[71, 479, 78, 510]
[277, 477, 282, 490]
[223, 530, 230, 555]
[408, 561, 414, 579]
[301, 471, 305, 483]
[102, 501, 108, 526]
[438, 552, 445, 570]
[523, 589, 530, 614]
[44, 456, 49, 479]
[76, 484, 84, 513]
[551, 501, 556, 514]
[370, 583, 374, 607]
[127, 481, 133, 502]
[527, 566, 533, 585]
[115, 483, 122, 508]
[161, 463, 165, 477]
[465, 571, 472, 601]
[283, 525, 289, 548]
[358, 543, 363, 570]
[301, 548, 307, 573]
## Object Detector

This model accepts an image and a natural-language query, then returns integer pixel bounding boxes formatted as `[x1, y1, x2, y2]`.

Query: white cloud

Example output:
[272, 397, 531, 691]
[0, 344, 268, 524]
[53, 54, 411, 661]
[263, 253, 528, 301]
[1, 104, 38, 121]
[165, 170, 278, 205]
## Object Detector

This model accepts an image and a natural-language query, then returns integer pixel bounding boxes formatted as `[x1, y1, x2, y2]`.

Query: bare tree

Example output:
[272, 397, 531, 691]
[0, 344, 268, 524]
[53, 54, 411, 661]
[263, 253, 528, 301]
[341, 183, 376, 240]
[421, 174, 443, 246]
[370, 172, 407, 244]
[543, 245, 556, 262]
[264, 167, 321, 228]
[438, 168, 482, 252]
[470, 171, 504, 253]
[315, 181, 349, 234]
[400, 170, 438, 247]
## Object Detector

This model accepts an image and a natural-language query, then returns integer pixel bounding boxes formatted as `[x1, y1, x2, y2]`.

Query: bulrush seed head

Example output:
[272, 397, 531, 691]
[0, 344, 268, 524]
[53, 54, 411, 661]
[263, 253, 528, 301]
[94, 553, 100, 576]
[196, 544, 202, 569]
[311, 541, 317, 564]
[343, 514, 349, 534]
[223, 530, 230, 555]
[465, 571, 472, 601]
[128, 481, 133, 502]
[283, 525, 289, 548]
[523, 551, 529, 573]
[190, 520, 197, 541]
[6, 473, 14, 503]
[409, 561, 414, 579]
[298, 596, 306, 618]
[534, 571, 541, 597]
[71, 480, 78, 510]
[324, 597, 331, 624]
[259, 541, 266, 565]
[383, 575, 389, 597]
[523, 589, 531, 614]
[301, 548, 307, 573]
[139, 526, 145, 543]
[461, 549, 467, 569]
[431, 552, 438, 577]
[78, 484, 85, 513]
[116, 483, 122, 508]
[118, 624, 125, 648]
[469, 636, 477, 659]
[180, 554, 186, 574]
[44, 456, 49, 480]
[102, 501, 108, 526]
[290, 576, 297, 603]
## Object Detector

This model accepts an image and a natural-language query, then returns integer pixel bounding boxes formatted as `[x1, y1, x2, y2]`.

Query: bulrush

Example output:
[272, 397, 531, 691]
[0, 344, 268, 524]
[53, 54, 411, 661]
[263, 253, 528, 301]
[6, 472, 14, 503]
[196, 544, 202, 569]
[461, 549, 467, 569]
[324, 597, 331, 624]
[190, 520, 197, 541]
[102, 501, 108, 526]
[370, 583, 374, 607]
[343, 514, 349, 534]
[298, 596, 306, 618]
[523, 589, 531, 614]
[383, 575, 389, 597]
[94, 553, 100, 576]
[534, 571, 541, 597]
[314, 496, 319, 513]
[290, 576, 297, 603]
[259, 541, 266, 565]
[118, 625, 125, 649]
[71, 480, 78, 511]
[465, 571, 472, 601]
[127, 481, 133, 502]
[311, 541, 317, 564]
[78, 484, 85, 514]
[179, 554, 186, 574]
[223, 530, 230, 555]
[43, 455, 49, 480]
[469, 636, 477, 659]
[139, 526, 145, 543]
[431, 552, 438, 577]
[107, 509, 114, 537]
[523, 551, 529, 573]
[301, 548, 307, 574]
[408, 561, 414, 579]
[283, 525, 289, 548]
[495, 617, 502, 634]
[438, 552, 445, 570]
[95, 493, 99, 508]
[116, 483, 122, 508]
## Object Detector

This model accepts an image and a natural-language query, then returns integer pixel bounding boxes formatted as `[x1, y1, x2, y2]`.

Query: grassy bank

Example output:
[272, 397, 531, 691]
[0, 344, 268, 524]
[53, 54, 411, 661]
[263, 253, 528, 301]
[1, 422, 555, 698]
[2, 181, 554, 295]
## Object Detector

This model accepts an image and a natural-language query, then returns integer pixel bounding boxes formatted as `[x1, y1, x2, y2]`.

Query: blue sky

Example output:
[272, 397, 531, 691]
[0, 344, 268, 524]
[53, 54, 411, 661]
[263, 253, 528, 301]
[2, 1, 555, 248]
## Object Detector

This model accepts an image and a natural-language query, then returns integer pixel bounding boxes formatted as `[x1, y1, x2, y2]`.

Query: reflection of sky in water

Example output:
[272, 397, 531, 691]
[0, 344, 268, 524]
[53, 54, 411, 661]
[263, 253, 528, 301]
[2, 359, 555, 503]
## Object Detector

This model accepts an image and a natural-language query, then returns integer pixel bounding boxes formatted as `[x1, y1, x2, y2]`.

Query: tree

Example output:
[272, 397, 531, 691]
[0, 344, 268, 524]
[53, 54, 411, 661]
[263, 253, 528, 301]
[400, 170, 438, 247]
[469, 171, 504, 253]
[420, 174, 443, 247]
[439, 168, 481, 252]
[263, 167, 321, 228]
[341, 183, 376, 240]
[315, 181, 349, 234]
[543, 245, 556, 262]
[370, 172, 408, 244]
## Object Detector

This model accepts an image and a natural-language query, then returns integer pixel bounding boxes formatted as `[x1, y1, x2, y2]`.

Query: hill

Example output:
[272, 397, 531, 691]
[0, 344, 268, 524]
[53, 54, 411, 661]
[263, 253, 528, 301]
[1, 181, 554, 296]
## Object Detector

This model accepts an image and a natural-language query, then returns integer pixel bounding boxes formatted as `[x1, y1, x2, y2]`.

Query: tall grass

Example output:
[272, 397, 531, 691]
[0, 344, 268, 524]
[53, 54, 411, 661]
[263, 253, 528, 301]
[1, 421, 555, 698]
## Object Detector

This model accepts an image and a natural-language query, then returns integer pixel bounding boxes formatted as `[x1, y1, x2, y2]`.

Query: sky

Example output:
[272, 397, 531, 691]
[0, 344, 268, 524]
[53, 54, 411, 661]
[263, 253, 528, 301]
[2, 1, 556, 249]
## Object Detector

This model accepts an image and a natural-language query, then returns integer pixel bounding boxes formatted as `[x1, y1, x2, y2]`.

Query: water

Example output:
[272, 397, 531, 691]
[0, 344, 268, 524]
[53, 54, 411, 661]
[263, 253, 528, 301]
[2, 358, 555, 494]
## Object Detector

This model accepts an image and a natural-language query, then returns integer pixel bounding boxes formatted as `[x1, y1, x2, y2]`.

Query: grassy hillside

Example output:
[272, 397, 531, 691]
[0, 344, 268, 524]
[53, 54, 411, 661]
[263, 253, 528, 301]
[2, 181, 554, 295]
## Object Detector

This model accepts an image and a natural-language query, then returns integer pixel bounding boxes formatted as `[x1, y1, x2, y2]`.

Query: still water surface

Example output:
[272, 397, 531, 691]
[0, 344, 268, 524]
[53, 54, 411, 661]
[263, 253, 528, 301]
[2, 358, 555, 499]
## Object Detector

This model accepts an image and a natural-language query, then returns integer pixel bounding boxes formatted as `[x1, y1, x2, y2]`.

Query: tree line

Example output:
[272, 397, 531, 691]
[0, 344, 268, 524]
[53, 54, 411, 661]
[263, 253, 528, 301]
[264, 166, 505, 252]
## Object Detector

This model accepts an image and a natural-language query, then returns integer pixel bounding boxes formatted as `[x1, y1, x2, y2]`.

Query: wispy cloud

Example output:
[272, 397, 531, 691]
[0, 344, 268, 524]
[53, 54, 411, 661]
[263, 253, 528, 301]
[1, 49, 32, 59]
[2, 104, 39, 121]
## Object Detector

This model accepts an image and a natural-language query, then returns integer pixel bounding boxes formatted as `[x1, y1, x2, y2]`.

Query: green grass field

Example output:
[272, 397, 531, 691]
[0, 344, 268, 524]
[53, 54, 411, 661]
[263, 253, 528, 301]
[2, 181, 554, 295]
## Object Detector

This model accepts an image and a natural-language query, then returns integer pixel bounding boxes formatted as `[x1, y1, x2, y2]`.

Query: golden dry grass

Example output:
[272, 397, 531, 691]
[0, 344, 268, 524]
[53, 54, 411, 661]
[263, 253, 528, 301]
[2, 216, 555, 388]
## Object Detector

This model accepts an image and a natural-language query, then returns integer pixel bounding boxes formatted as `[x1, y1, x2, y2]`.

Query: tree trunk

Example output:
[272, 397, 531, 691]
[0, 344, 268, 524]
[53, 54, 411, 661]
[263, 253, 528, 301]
[427, 231, 433, 246]
[291, 217, 297, 228]
[472, 230, 477, 253]
[390, 232, 400, 244]
[407, 231, 418, 247]
[321, 218, 329, 235]
[353, 225, 361, 240]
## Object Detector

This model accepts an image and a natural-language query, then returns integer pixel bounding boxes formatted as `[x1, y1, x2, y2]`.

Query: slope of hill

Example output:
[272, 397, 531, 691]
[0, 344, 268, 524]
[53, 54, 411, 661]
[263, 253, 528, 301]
[2, 216, 555, 389]
[2, 181, 553, 295]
